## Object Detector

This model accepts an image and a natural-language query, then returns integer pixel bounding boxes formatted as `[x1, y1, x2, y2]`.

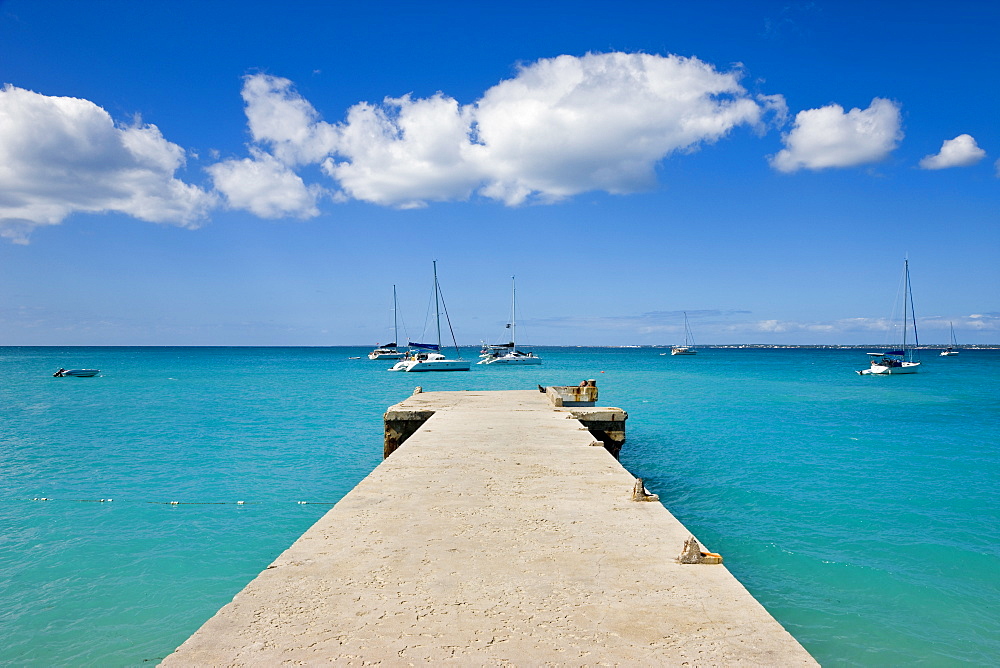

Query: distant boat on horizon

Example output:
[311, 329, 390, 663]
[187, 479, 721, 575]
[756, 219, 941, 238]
[940, 322, 960, 356]
[671, 312, 697, 355]
[369, 285, 405, 360]
[389, 262, 470, 372]
[859, 259, 921, 375]
[478, 276, 541, 365]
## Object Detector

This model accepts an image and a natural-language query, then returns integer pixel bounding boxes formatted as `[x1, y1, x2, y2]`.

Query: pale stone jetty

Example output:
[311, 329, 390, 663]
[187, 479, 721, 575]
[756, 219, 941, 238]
[163, 385, 816, 666]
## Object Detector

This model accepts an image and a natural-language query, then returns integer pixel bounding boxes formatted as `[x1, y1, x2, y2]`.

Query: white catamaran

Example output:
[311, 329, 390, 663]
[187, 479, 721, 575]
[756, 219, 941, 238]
[389, 261, 470, 372]
[860, 258, 921, 375]
[671, 312, 697, 355]
[368, 285, 405, 360]
[478, 276, 541, 365]
[940, 322, 960, 356]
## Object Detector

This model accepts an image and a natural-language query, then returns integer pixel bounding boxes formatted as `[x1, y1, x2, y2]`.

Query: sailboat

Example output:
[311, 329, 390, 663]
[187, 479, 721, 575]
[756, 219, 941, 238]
[940, 322, 959, 356]
[478, 276, 541, 365]
[859, 258, 921, 375]
[671, 312, 697, 355]
[368, 285, 405, 360]
[388, 261, 470, 372]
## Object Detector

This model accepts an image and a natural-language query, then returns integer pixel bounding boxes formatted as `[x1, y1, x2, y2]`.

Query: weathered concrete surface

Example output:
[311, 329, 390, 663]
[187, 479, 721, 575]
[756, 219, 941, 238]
[383, 408, 435, 458]
[163, 390, 816, 666]
[384, 388, 627, 459]
[545, 383, 598, 407]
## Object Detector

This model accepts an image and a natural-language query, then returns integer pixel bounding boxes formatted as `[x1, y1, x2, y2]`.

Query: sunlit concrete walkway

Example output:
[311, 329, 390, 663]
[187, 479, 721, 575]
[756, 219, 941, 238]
[163, 389, 815, 666]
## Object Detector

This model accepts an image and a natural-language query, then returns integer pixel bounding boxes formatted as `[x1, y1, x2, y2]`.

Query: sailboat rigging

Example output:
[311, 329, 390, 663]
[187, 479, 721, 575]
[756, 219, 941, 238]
[859, 258, 921, 375]
[479, 276, 541, 365]
[388, 261, 470, 372]
[368, 285, 405, 360]
[670, 312, 697, 355]
[940, 322, 959, 356]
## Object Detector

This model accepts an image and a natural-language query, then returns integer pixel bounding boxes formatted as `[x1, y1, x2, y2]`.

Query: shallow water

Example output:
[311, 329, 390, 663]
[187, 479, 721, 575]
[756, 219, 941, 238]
[1, 346, 997, 665]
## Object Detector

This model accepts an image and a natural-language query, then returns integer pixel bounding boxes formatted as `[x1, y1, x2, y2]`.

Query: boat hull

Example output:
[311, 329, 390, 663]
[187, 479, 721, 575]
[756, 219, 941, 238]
[671, 348, 696, 355]
[390, 359, 470, 372]
[54, 369, 100, 377]
[369, 352, 404, 360]
[939, 350, 959, 356]
[860, 362, 921, 375]
[479, 355, 542, 365]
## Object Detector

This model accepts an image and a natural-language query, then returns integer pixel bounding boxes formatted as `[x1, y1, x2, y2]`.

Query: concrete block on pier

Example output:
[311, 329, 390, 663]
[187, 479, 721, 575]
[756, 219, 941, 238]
[545, 381, 598, 407]
[385, 386, 626, 459]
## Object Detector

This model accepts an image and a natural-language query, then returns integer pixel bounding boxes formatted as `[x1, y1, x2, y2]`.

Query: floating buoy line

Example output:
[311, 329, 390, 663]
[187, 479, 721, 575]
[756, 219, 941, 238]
[15, 497, 336, 506]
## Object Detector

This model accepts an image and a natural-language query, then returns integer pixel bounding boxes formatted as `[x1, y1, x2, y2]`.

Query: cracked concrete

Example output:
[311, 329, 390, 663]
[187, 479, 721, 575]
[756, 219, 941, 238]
[162, 389, 816, 666]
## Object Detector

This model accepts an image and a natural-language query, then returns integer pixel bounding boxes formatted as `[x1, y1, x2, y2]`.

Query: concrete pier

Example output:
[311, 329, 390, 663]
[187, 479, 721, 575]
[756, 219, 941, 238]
[163, 387, 816, 666]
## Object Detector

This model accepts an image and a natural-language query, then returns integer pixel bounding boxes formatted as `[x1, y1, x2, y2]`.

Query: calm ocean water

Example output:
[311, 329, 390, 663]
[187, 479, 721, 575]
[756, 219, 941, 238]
[1, 346, 997, 665]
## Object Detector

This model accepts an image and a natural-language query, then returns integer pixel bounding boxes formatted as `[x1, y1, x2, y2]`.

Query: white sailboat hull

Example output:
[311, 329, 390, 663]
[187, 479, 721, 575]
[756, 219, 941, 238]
[940, 350, 959, 356]
[390, 359, 470, 372]
[860, 361, 921, 375]
[478, 354, 542, 365]
[388, 352, 469, 372]
[368, 351, 404, 360]
[670, 347, 696, 355]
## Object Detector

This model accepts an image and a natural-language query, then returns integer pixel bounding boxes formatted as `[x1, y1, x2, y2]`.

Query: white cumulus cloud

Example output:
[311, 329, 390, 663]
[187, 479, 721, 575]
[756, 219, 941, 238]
[770, 97, 903, 172]
[919, 134, 987, 169]
[325, 92, 482, 207]
[207, 149, 322, 218]
[467, 52, 766, 205]
[226, 53, 777, 209]
[0, 84, 215, 243]
[241, 74, 338, 166]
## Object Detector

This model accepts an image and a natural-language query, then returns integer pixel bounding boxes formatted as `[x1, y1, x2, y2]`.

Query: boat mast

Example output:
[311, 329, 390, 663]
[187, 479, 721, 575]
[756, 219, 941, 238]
[902, 260, 908, 353]
[433, 260, 442, 351]
[392, 284, 398, 348]
[908, 259, 919, 351]
[510, 275, 516, 351]
[900, 258, 920, 359]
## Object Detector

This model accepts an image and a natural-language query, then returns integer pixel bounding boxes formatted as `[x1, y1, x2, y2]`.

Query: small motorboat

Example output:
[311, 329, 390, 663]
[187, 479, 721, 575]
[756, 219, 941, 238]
[53, 368, 100, 377]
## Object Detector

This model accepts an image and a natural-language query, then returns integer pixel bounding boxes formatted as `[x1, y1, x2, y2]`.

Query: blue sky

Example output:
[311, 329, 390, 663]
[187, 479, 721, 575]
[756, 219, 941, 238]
[1, 0, 997, 346]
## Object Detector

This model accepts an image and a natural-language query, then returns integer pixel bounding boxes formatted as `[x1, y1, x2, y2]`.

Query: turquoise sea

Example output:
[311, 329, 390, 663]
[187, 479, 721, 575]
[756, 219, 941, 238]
[1, 346, 997, 666]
